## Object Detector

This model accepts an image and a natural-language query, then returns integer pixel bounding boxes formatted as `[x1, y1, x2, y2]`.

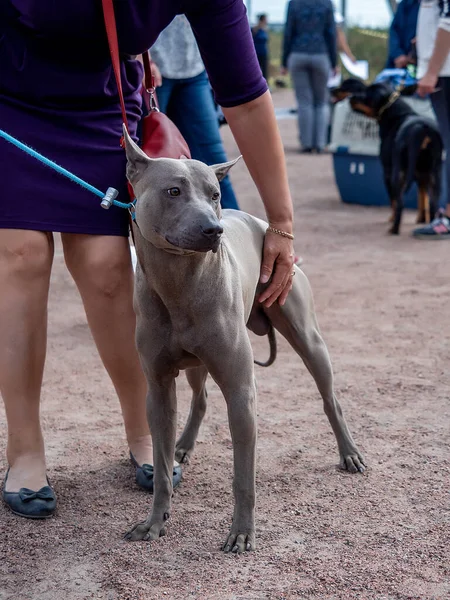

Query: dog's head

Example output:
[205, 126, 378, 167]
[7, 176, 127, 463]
[123, 128, 240, 254]
[331, 78, 418, 119]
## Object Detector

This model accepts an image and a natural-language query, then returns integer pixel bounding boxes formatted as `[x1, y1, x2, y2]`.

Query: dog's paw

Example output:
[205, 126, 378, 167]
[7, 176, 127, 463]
[124, 519, 167, 542]
[175, 438, 196, 464]
[222, 529, 256, 554]
[339, 450, 366, 474]
[174, 447, 192, 464]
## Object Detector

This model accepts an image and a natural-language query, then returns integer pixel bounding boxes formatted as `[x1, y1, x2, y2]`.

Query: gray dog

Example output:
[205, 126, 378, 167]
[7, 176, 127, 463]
[122, 130, 365, 553]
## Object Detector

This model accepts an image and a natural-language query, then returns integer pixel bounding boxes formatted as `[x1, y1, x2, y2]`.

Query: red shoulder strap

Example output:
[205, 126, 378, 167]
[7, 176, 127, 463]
[101, 0, 154, 137]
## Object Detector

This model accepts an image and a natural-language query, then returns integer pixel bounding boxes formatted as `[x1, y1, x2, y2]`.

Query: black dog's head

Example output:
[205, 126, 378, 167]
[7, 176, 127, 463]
[331, 78, 418, 119]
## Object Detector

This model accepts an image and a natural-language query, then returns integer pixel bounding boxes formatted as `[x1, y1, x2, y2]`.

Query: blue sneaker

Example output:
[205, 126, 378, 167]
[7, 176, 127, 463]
[413, 211, 450, 239]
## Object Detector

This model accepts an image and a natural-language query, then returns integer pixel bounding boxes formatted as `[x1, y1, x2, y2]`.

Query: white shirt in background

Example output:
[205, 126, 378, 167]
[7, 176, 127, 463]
[417, 0, 450, 78]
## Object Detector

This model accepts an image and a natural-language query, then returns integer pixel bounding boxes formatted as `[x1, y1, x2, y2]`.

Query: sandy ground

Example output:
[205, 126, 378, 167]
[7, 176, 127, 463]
[1, 90, 449, 600]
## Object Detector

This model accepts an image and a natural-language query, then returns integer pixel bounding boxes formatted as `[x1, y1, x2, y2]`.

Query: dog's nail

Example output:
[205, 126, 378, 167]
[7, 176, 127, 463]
[246, 543, 252, 551]
[232, 545, 239, 553]
[163, 512, 170, 521]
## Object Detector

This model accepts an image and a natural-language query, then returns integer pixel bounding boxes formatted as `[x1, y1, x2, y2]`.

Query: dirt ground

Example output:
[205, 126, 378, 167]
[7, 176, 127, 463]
[1, 90, 449, 600]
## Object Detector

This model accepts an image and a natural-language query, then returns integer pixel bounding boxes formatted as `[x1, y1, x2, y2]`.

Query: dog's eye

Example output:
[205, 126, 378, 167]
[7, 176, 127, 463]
[168, 187, 181, 197]
[212, 192, 220, 202]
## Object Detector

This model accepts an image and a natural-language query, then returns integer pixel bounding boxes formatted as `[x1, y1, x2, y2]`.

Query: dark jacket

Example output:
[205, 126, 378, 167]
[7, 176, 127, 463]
[386, 0, 420, 68]
[282, 0, 337, 69]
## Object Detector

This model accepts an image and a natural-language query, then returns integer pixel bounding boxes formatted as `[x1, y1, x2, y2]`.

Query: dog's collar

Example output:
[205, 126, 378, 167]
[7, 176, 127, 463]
[376, 80, 406, 121]
[376, 90, 401, 121]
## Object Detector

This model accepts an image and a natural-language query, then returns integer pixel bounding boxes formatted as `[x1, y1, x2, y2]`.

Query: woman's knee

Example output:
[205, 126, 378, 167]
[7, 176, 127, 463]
[66, 241, 132, 299]
[0, 230, 53, 281]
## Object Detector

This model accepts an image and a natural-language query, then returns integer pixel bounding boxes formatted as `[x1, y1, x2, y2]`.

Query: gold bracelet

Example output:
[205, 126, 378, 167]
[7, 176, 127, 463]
[267, 226, 294, 240]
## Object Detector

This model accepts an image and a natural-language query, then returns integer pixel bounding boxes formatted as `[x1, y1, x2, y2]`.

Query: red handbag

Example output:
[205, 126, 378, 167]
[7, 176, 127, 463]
[101, 0, 191, 192]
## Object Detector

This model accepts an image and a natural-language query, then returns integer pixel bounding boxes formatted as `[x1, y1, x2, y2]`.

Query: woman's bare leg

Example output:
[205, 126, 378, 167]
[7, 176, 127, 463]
[0, 229, 54, 491]
[61, 233, 153, 465]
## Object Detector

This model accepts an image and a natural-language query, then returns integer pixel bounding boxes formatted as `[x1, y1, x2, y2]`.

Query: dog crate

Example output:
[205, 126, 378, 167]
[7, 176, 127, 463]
[329, 97, 436, 209]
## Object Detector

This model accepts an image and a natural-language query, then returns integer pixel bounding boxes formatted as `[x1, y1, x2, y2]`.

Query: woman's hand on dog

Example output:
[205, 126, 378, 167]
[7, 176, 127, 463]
[259, 230, 295, 308]
[418, 72, 439, 98]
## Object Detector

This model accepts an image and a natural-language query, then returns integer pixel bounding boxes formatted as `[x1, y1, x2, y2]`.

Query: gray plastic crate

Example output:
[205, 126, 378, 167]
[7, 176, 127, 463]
[329, 97, 436, 156]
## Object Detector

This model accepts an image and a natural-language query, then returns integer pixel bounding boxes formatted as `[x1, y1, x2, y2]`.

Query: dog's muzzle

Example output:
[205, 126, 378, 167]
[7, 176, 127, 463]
[201, 223, 223, 252]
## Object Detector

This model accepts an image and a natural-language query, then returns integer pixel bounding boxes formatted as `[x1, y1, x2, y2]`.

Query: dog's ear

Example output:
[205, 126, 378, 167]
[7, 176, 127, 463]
[400, 83, 418, 97]
[210, 156, 242, 182]
[331, 78, 367, 102]
[122, 125, 151, 184]
[331, 88, 353, 102]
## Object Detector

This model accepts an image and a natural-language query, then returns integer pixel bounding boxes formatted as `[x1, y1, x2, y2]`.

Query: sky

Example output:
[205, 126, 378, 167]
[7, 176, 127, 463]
[246, 0, 394, 28]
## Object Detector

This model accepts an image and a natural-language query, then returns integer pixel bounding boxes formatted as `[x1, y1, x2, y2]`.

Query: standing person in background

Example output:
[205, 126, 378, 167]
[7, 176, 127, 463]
[414, 0, 450, 238]
[252, 14, 270, 81]
[150, 16, 239, 210]
[386, 0, 420, 69]
[282, 0, 337, 154]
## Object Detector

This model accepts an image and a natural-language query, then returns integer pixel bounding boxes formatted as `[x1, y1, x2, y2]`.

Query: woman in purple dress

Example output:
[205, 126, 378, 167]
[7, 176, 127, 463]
[0, 1, 295, 519]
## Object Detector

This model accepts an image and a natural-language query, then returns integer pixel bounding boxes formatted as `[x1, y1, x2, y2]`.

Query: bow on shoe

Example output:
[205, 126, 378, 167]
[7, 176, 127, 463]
[19, 486, 54, 503]
[139, 464, 154, 479]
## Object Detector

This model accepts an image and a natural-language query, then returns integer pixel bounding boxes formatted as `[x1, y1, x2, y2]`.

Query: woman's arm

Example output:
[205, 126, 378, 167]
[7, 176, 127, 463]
[222, 91, 294, 307]
[324, 5, 338, 70]
[388, 4, 408, 67]
[337, 27, 356, 63]
[282, 1, 295, 70]
[418, 7, 450, 97]
[186, 0, 295, 305]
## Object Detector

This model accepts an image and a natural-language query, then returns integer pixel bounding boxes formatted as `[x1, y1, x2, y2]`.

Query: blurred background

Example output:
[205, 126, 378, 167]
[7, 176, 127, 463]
[245, 0, 399, 83]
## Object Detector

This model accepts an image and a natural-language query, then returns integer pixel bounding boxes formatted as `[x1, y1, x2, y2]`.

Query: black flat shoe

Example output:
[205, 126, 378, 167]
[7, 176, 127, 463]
[2, 470, 56, 519]
[129, 453, 182, 493]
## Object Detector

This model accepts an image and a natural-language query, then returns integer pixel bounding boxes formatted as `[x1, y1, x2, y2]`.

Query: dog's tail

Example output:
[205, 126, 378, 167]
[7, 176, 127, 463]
[404, 124, 440, 192]
[254, 324, 277, 367]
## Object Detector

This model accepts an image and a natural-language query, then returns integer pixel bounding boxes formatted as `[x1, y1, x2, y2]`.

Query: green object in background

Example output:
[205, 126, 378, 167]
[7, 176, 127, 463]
[407, 64, 417, 80]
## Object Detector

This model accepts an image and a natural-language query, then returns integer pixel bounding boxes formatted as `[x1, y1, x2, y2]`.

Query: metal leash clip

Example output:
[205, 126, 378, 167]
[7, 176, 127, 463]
[100, 187, 119, 209]
[146, 87, 160, 113]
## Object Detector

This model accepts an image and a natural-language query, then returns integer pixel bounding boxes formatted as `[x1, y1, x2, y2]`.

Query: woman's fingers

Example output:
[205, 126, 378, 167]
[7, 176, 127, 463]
[259, 233, 294, 307]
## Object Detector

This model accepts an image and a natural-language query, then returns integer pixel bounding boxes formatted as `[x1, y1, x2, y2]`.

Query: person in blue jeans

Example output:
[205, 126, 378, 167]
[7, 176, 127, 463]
[150, 15, 239, 210]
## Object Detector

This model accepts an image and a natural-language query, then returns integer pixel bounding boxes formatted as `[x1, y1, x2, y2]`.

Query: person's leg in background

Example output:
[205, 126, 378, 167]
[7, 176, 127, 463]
[288, 53, 314, 152]
[166, 71, 239, 210]
[432, 78, 450, 216]
[413, 77, 450, 238]
[309, 54, 331, 153]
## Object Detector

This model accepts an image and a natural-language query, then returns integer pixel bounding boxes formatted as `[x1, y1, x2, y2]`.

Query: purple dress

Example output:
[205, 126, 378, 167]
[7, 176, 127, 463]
[0, 1, 267, 236]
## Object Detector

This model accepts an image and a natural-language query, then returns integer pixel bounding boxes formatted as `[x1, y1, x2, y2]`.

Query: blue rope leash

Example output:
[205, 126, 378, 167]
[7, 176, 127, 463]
[0, 128, 136, 215]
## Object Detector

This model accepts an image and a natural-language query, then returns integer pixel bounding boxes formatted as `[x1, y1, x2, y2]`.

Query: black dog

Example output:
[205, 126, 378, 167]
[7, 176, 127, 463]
[332, 79, 443, 234]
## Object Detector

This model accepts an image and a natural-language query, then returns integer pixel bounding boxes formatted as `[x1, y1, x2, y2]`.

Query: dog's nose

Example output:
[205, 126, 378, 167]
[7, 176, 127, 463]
[201, 224, 224, 238]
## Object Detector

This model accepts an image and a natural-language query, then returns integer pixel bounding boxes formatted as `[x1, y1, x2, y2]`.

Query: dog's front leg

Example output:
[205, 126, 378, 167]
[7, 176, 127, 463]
[203, 336, 257, 554]
[125, 376, 178, 542]
[223, 386, 257, 554]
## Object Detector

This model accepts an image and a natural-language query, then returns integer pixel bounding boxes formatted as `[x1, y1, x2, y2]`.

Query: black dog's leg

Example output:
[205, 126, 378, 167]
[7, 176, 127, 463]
[384, 173, 395, 223]
[389, 171, 405, 235]
[416, 185, 428, 224]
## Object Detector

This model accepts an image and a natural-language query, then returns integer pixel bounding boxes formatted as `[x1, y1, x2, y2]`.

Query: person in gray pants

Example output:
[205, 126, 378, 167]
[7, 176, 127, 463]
[282, 0, 337, 153]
